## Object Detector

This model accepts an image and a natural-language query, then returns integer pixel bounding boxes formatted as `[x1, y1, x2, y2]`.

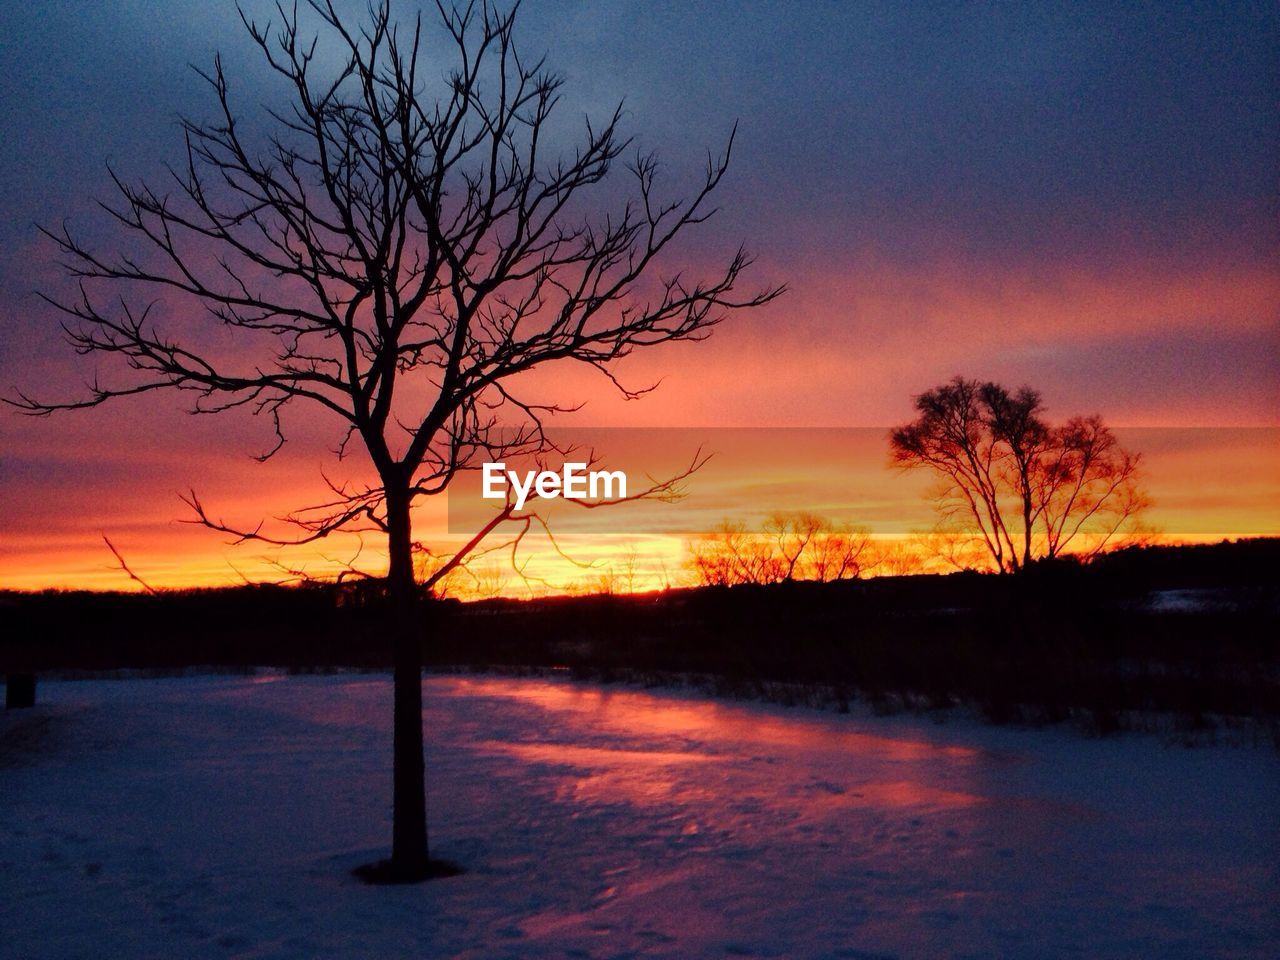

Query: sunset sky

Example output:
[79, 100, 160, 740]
[1, 1, 1276, 592]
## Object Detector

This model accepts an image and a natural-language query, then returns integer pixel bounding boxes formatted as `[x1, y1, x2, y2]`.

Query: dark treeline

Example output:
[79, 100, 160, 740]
[3, 539, 1278, 734]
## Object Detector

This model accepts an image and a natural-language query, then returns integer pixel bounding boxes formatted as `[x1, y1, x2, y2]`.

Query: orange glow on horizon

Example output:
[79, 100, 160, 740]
[3, 248, 1275, 595]
[2, 426, 1274, 596]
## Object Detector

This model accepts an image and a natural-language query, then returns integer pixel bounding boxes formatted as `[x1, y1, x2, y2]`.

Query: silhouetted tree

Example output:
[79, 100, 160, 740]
[688, 513, 870, 586]
[890, 377, 1149, 573]
[9, 0, 780, 880]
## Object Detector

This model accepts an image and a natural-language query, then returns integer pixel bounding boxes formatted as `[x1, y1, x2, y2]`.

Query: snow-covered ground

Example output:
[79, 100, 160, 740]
[2, 674, 1277, 959]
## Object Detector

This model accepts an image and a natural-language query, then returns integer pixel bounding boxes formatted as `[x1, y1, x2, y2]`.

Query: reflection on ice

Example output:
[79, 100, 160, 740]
[470, 704, 984, 814]
[8, 673, 1274, 960]
[425, 675, 1277, 958]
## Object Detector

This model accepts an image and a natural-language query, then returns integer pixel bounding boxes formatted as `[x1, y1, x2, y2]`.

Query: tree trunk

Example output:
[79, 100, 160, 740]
[1022, 495, 1034, 571]
[386, 483, 429, 880]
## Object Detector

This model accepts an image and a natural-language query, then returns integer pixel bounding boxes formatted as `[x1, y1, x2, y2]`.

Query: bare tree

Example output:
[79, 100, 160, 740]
[8, 1, 780, 880]
[890, 377, 1149, 573]
[859, 538, 926, 577]
[804, 523, 873, 581]
[590, 545, 644, 595]
[688, 521, 785, 586]
[765, 511, 870, 581]
[688, 513, 870, 586]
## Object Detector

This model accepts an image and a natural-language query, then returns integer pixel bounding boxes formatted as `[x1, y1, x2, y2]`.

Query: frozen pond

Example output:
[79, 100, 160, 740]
[2, 674, 1277, 958]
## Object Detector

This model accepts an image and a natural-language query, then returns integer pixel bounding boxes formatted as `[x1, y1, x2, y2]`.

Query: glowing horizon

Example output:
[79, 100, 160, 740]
[3, 427, 1275, 596]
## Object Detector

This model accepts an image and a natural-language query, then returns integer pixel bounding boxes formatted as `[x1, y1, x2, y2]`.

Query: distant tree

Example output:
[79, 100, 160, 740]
[8, 1, 780, 880]
[859, 538, 928, 578]
[688, 512, 871, 586]
[591, 546, 643, 595]
[689, 521, 783, 586]
[890, 377, 1150, 573]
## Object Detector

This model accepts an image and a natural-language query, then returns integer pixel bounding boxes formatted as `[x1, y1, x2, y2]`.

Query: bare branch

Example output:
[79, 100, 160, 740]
[102, 536, 159, 594]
